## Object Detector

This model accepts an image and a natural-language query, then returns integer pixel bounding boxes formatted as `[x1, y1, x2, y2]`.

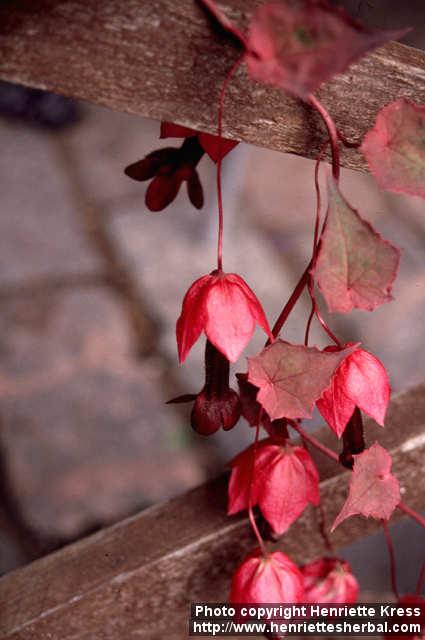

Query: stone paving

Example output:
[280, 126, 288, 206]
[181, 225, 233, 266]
[0, 99, 424, 592]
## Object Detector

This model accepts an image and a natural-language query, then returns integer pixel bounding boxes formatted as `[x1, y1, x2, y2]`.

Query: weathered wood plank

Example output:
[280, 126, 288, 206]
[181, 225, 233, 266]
[1, 1, 425, 170]
[0, 384, 424, 640]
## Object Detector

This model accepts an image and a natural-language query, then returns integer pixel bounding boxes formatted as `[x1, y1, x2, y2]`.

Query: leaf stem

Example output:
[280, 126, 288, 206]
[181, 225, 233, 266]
[268, 262, 311, 343]
[416, 557, 425, 595]
[248, 420, 267, 555]
[302, 438, 335, 552]
[216, 55, 243, 271]
[397, 502, 425, 529]
[196, 0, 249, 50]
[307, 278, 342, 346]
[308, 94, 340, 182]
[291, 421, 425, 531]
[383, 520, 399, 600]
[288, 420, 339, 463]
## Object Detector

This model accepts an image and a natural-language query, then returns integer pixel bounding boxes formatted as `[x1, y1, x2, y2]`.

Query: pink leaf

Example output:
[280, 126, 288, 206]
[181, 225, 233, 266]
[312, 177, 400, 313]
[245, 0, 405, 99]
[317, 347, 391, 437]
[230, 548, 304, 604]
[247, 340, 357, 421]
[361, 99, 425, 200]
[228, 438, 320, 535]
[331, 442, 400, 531]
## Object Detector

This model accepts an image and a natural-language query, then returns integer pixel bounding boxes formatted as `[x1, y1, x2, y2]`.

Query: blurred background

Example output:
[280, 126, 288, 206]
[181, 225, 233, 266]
[0, 0, 423, 597]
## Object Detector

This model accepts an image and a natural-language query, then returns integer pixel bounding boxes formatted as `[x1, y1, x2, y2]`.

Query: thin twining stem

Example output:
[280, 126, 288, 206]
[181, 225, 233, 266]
[383, 520, 399, 600]
[216, 54, 244, 271]
[308, 94, 340, 182]
[248, 419, 267, 555]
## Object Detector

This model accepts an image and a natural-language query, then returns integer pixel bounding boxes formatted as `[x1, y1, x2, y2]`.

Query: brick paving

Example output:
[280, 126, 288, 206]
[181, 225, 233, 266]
[0, 99, 423, 591]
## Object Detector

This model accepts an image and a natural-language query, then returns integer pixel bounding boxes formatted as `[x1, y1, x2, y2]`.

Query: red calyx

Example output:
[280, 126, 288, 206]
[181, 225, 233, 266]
[228, 436, 320, 535]
[301, 557, 359, 604]
[176, 270, 272, 363]
[230, 548, 304, 605]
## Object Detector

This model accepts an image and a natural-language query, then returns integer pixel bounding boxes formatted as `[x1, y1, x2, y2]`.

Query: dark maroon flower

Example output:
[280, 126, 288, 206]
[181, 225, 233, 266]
[169, 340, 241, 436]
[124, 137, 204, 212]
[124, 121, 238, 212]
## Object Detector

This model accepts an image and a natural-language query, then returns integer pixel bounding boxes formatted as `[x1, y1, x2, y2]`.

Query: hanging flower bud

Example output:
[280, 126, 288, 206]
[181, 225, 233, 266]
[168, 340, 241, 436]
[177, 270, 272, 363]
[230, 548, 304, 604]
[301, 557, 359, 604]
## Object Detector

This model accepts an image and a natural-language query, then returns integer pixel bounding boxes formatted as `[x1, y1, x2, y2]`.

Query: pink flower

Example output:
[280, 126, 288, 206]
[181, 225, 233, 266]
[301, 557, 359, 604]
[230, 548, 304, 604]
[228, 436, 320, 535]
[176, 270, 271, 363]
[124, 122, 237, 212]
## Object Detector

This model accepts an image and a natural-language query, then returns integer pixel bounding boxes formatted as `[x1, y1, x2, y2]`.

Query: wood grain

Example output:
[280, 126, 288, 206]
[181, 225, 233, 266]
[1, 1, 425, 170]
[0, 383, 424, 639]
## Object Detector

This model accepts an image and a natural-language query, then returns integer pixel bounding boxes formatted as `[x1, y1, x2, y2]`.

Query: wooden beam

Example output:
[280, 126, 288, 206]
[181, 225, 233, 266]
[1, 2, 425, 170]
[0, 384, 424, 639]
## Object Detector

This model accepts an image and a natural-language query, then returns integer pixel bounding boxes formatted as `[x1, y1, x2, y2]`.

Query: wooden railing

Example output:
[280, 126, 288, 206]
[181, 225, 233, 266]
[0, 2, 424, 639]
[1, 1, 425, 171]
[0, 384, 424, 639]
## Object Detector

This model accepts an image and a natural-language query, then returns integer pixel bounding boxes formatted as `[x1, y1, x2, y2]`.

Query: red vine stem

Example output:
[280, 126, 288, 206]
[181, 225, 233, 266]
[416, 557, 425, 595]
[268, 263, 311, 343]
[196, 0, 249, 50]
[289, 420, 339, 463]
[307, 280, 341, 346]
[308, 94, 340, 182]
[248, 419, 267, 555]
[397, 502, 425, 529]
[216, 54, 244, 271]
[302, 437, 335, 552]
[383, 520, 399, 600]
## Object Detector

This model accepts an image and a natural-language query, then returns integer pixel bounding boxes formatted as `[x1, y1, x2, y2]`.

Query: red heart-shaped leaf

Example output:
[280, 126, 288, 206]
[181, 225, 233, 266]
[361, 99, 425, 200]
[312, 178, 400, 313]
[247, 340, 357, 421]
[331, 442, 400, 531]
[245, 0, 405, 99]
